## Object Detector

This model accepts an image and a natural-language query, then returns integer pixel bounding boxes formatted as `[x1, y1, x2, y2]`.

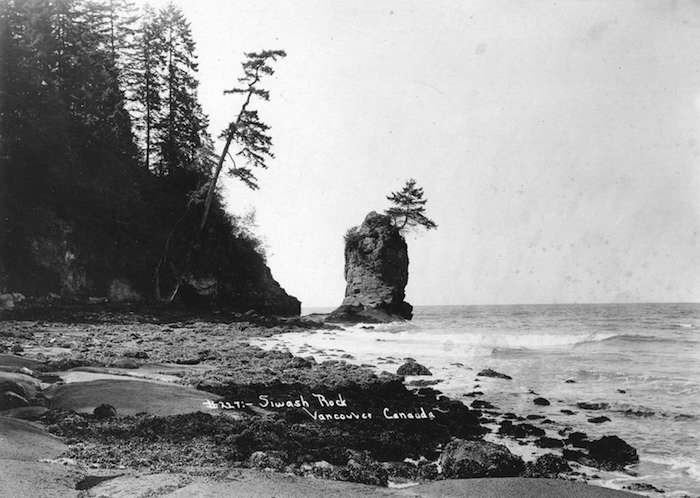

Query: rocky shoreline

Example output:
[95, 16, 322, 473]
[0, 305, 642, 496]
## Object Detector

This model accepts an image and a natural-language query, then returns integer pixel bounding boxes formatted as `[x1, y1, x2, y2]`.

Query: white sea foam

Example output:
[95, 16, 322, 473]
[255, 304, 700, 496]
[644, 455, 700, 482]
[323, 326, 618, 353]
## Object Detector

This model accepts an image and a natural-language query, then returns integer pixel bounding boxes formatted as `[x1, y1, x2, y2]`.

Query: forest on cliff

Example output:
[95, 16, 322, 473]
[0, 0, 298, 313]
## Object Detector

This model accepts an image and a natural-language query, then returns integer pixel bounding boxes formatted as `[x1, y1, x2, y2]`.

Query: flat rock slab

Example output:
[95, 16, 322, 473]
[0, 370, 44, 397]
[46, 378, 222, 416]
[0, 459, 80, 498]
[85, 473, 192, 497]
[0, 354, 45, 370]
[0, 416, 66, 461]
[56, 364, 210, 384]
[0, 406, 49, 420]
[0, 415, 78, 497]
[55, 370, 166, 385]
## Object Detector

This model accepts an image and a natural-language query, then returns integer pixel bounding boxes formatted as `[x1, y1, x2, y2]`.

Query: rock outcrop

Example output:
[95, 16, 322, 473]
[439, 439, 525, 478]
[178, 265, 300, 316]
[0, 215, 300, 316]
[477, 369, 512, 380]
[396, 360, 432, 376]
[327, 212, 412, 323]
[587, 435, 639, 470]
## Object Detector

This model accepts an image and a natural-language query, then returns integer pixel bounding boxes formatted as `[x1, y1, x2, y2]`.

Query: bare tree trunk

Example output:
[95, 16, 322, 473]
[199, 130, 233, 232]
[153, 207, 190, 302]
[145, 38, 151, 170]
[167, 24, 174, 175]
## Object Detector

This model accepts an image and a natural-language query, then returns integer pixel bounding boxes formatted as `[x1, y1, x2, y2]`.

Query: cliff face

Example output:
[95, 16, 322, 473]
[0, 207, 300, 317]
[327, 211, 412, 323]
[179, 266, 300, 316]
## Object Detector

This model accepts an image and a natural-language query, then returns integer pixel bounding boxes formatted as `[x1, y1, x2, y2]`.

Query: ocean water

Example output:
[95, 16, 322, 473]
[257, 303, 700, 496]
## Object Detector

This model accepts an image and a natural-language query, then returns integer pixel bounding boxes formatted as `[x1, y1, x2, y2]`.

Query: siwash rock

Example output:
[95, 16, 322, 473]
[327, 212, 412, 323]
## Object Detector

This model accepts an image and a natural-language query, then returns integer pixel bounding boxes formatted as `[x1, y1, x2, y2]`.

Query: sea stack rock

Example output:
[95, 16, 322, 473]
[327, 212, 412, 323]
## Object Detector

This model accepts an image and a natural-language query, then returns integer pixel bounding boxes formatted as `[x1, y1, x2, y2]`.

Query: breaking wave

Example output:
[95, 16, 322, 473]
[344, 327, 619, 351]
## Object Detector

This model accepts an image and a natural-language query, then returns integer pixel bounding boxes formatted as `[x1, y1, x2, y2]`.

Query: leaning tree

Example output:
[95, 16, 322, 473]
[199, 49, 287, 231]
[155, 49, 286, 301]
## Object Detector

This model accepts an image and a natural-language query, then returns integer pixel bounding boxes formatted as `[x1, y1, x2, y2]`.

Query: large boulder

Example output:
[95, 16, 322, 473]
[396, 361, 432, 376]
[327, 212, 412, 323]
[439, 439, 525, 478]
[334, 450, 389, 487]
[588, 435, 639, 470]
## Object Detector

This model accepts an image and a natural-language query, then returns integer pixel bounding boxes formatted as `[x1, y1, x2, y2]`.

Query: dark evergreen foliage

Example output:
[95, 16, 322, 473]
[0, 0, 269, 302]
[385, 178, 437, 232]
[223, 50, 287, 189]
[150, 4, 211, 177]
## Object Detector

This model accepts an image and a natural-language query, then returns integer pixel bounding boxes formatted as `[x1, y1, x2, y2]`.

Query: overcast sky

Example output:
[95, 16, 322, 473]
[143, 0, 700, 306]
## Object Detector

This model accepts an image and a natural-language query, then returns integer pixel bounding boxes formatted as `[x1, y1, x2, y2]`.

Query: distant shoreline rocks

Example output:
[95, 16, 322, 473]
[477, 368, 512, 380]
[396, 360, 432, 376]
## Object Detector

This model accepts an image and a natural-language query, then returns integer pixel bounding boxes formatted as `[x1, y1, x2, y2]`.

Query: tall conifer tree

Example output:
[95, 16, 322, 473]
[132, 5, 164, 171]
[151, 3, 206, 176]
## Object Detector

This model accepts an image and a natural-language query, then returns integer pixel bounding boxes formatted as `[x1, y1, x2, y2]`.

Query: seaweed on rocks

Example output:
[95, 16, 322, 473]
[197, 375, 487, 463]
[439, 439, 525, 478]
[566, 431, 589, 448]
[34, 341, 489, 477]
[0, 314, 642, 488]
[524, 453, 572, 477]
[535, 437, 564, 449]
[587, 435, 639, 470]
[498, 420, 545, 438]
[623, 482, 665, 493]
[562, 435, 638, 471]
[396, 361, 432, 376]
[334, 450, 389, 486]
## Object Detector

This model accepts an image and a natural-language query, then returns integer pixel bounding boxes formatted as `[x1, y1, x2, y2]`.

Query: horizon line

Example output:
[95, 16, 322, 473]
[301, 301, 700, 309]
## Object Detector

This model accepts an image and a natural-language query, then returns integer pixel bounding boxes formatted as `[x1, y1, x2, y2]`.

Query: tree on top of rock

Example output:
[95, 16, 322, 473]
[385, 179, 437, 232]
